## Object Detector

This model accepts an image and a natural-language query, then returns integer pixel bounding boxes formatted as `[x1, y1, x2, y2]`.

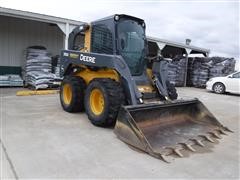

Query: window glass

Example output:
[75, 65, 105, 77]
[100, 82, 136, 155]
[91, 25, 113, 54]
[232, 72, 240, 78]
[117, 20, 145, 75]
[73, 33, 85, 50]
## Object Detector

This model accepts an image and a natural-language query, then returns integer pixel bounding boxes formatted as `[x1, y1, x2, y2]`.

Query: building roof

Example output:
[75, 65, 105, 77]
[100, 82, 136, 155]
[0, 6, 210, 55]
[0, 6, 83, 25]
[147, 36, 210, 55]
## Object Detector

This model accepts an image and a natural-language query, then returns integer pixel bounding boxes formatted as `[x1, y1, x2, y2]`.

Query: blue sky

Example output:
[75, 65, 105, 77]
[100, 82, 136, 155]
[0, 0, 239, 60]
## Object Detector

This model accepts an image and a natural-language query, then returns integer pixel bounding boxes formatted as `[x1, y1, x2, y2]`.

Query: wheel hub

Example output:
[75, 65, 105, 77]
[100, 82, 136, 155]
[214, 84, 223, 93]
[90, 88, 105, 115]
[63, 84, 72, 105]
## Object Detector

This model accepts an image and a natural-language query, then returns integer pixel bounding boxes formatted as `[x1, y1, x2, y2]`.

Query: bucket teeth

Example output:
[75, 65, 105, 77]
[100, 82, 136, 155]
[225, 127, 233, 133]
[173, 148, 183, 157]
[185, 144, 196, 152]
[219, 129, 227, 135]
[204, 135, 215, 143]
[180, 143, 196, 152]
[211, 132, 222, 139]
[160, 155, 173, 163]
[195, 139, 205, 147]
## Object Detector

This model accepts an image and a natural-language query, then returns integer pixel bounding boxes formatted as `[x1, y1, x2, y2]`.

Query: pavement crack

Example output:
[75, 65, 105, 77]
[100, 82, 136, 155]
[0, 138, 19, 180]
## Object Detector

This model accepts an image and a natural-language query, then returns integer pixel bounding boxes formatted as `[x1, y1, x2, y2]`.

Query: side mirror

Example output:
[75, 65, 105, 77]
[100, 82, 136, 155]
[228, 75, 233, 78]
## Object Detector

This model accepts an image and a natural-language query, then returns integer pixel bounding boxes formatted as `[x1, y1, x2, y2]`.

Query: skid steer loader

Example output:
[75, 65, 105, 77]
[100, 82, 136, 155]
[60, 14, 231, 162]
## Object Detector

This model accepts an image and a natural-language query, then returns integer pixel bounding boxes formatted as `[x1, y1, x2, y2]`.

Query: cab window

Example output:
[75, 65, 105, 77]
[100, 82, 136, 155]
[91, 24, 113, 54]
[73, 33, 85, 50]
[232, 72, 240, 78]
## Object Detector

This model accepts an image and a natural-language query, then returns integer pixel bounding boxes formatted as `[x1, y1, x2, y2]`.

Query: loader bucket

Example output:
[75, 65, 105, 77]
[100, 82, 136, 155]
[114, 99, 231, 162]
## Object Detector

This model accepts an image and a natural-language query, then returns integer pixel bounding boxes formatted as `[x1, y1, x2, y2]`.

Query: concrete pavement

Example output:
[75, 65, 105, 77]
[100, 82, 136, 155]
[0, 87, 239, 179]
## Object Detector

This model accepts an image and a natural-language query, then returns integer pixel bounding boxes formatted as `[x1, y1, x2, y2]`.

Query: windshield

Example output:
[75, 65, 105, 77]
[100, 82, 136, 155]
[117, 20, 145, 75]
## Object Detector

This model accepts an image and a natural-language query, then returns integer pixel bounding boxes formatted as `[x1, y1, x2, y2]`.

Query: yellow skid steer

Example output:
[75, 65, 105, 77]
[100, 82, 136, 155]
[59, 14, 231, 162]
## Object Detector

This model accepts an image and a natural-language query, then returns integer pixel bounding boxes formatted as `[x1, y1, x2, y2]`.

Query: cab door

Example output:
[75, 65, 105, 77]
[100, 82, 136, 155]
[225, 72, 240, 93]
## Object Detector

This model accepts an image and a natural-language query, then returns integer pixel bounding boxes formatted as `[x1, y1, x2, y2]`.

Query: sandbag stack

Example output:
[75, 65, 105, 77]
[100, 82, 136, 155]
[24, 46, 61, 89]
[25, 47, 52, 73]
[0, 74, 23, 87]
[209, 57, 236, 78]
[168, 56, 187, 86]
[26, 71, 58, 89]
[187, 57, 235, 88]
[187, 57, 212, 87]
[52, 55, 61, 78]
[168, 63, 178, 85]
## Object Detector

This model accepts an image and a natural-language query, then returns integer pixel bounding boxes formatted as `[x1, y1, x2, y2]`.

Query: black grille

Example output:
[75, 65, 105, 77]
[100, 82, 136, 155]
[91, 25, 113, 54]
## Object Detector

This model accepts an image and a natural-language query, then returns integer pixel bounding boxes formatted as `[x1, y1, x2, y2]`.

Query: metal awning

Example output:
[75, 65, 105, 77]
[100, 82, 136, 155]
[147, 36, 210, 56]
[0, 7, 85, 49]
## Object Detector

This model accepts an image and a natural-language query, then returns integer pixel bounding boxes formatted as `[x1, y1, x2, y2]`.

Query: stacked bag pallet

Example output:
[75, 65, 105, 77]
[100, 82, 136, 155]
[23, 46, 61, 89]
[0, 74, 23, 87]
[187, 57, 211, 88]
[168, 55, 187, 86]
[51, 55, 61, 78]
[187, 57, 235, 88]
[209, 57, 236, 78]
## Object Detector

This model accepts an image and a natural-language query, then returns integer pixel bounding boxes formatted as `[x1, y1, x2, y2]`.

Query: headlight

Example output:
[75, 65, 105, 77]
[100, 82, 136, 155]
[208, 78, 213, 82]
[114, 15, 120, 21]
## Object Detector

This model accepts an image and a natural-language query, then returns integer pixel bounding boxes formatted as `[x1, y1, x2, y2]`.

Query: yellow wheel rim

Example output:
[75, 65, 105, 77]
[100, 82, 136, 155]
[90, 88, 105, 115]
[63, 83, 72, 105]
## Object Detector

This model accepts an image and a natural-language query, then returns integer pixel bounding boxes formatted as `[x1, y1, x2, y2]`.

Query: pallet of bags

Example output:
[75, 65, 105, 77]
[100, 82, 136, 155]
[167, 56, 187, 87]
[23, 46, 62, 89]
[187, 57, 236, 88]
[51, 55, 62, 78]
[26, 71, 58, 90]
[176, 58, 187, 86]
[187, 58, 195, 86]
[25, 46, 52, 74]
[0, 75, 10, 86]
[168, 63, 178, 85]
[51, 55, 63, 86]
[209, 57, 236, 78]
[189, 57, 211, 88]
[0, 74, 23, 87]
[191, 67, 209, 88]
[9, 75, 24, 86]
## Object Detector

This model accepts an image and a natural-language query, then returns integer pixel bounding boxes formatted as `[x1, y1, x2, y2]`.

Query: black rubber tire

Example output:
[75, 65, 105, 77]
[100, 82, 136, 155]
[60, 76, 86, 112]
[213, 82, 225, 94]
[84, 78, 125, 127]
[167, 81, 178, 100]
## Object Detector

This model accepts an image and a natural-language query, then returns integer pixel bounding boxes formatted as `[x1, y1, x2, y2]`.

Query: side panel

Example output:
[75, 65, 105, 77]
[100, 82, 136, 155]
[75, 68, 119, 84]
[84, 26, 91, 52]
[61, 50, 142, 105]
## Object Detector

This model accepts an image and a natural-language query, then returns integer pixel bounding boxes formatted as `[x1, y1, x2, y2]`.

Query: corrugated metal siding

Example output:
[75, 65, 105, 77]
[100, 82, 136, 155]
[0, 15, 64, 67]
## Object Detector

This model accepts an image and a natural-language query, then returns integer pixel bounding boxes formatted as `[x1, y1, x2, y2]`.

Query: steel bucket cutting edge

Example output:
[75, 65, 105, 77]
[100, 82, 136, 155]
[114, 99, 231, 162]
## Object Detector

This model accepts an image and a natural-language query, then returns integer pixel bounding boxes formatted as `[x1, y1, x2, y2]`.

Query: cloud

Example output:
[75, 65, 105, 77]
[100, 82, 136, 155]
[0, 0, 239, 58]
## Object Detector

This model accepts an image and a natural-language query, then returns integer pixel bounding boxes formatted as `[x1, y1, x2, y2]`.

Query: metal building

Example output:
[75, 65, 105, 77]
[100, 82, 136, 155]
[147, 36, 210, 86]
[147, 36, 210, 58]
[0, 7, 83, 74]
[0, 7, 210, 79]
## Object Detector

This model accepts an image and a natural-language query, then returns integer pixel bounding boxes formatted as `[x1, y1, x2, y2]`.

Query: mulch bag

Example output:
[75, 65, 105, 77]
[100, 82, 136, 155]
[26, 71, 57, 89]
[0, 74, 23, 87]
[51, 55, 61, 78]
[168, 56, 187, 87]
[187, 57, 235, 88]
[23, 46, 61, 89]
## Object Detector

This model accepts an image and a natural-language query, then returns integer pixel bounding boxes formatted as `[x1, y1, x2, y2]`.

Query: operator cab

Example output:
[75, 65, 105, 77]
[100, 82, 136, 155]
[115, 15, 146, 76]
[68, 24, 89, 51]
[69, 14, 147, 76]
